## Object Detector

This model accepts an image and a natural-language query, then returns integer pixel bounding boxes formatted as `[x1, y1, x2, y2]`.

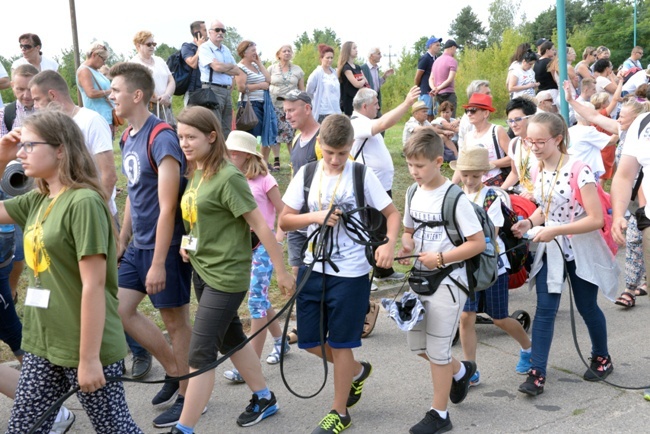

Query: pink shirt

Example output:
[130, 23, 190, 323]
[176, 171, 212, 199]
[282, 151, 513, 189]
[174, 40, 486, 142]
[430, 53, 458, 94]
[248, 173, 278, 230]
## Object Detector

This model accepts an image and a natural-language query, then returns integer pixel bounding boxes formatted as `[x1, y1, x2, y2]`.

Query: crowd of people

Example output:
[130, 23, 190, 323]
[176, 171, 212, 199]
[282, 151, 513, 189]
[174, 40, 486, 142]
[0, 23, 648, 434]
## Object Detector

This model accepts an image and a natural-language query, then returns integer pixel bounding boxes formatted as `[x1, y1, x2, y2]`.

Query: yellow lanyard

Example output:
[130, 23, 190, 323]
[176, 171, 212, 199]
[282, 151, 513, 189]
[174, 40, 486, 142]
[518, 139, 533, 192]
[317, 164, 344, 211]
[471, 184, 484, 204]
[187, 174, 205, 235]
[32, 188, 67, 285]
[540, 154, 564, 221]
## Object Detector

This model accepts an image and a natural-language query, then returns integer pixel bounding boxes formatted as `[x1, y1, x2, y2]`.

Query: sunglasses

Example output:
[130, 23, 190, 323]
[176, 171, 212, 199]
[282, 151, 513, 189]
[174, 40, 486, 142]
[211, 27, 227, 34]
[144, 42, 157, 48]
[465, 108, 480, 114]
[20, 44, 33, 50]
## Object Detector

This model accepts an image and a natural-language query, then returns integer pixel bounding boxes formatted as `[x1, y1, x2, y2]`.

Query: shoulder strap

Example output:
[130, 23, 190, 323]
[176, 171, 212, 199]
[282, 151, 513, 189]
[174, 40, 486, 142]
[492, 125, 503, 159]
[4, 102, 17, 132]
[568, 160, 588, 207]
[638, 113, 650, 139]
[632, 170, 644, 201]
[406, 182, 418, 212]
[148, 122, 175, 175]
[442, 184, 464, 246]
[352, 162, 366, 209]
[354, 138, 369, 161]
[302, 161, 319, 210]
[482, 188, 498, 213]
[119, 125, 134, 151]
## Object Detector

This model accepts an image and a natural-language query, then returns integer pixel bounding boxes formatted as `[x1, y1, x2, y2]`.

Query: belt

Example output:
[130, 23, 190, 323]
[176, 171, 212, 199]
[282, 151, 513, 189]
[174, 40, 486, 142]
[202, 82, 231, 90]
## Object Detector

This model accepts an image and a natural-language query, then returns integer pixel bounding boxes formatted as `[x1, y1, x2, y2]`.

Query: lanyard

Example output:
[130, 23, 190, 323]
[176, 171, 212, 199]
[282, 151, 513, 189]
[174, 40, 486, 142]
[32, 188, 67, 285]
[471, 184, 484, 204]
[518, 139, 534, 192]
[540, 154, 564, 221]
[317, 164, 344, 212]
[186, 174, 205, 236]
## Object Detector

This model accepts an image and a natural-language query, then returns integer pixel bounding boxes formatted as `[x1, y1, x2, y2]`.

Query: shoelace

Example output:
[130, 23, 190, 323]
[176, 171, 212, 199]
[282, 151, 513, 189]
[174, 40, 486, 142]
[320, 413, 342, 429]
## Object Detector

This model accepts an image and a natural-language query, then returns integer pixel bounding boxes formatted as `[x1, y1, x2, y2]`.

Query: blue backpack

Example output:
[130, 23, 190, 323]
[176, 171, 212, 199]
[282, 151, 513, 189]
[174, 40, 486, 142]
[166, 50, 192, 96]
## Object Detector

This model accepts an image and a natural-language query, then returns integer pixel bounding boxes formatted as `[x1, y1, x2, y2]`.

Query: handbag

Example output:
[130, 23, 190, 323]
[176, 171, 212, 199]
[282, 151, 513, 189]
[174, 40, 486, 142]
[236, 92, 259, 131]
[408, 266, 456, 296]
[88, 67, 124, 126]
[187, 69, 221, 110]
[636, 206, 650, 232]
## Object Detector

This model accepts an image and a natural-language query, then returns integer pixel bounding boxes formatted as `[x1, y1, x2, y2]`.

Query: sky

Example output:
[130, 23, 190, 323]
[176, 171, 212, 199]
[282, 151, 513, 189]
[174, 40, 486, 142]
[1, 0, 558, 67]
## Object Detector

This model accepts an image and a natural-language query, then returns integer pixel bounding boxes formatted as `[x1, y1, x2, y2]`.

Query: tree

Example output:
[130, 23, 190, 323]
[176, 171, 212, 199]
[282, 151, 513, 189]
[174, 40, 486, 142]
[154, 43, 177, 63]
[224, 26, 243, 60]
[523, 0, 591, 41]
[449, 6, 487, 49]
[487, 0, 523, 46]
[294, 28, 340, 51]
[412, 36, 430, 56]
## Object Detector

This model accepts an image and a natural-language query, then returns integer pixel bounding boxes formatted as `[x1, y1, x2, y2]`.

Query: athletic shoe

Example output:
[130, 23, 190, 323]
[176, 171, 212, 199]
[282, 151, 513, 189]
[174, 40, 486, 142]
[153, 396, 207, 428]
[236, 392, 278, 427]
[131, 353, 152, 379]
[311, 410, 351, 434]
[266, 338, 290, 364]
[370, 283, 379, 291]
[409, 409, 452, 434]
[583, 355, 614, 381]
[516, 349, 533, 375]
[152, 375, 180, 407]
[346, 361, 372, 408]
[50, 406, 75, 434]
[449, 361, 477, 404]
[469, 370, 481, 387]
[224, 368, 245, 383]
[518, 369, 545, 396]
[374, 271, 406, 282]
[164, 427, 183, 434]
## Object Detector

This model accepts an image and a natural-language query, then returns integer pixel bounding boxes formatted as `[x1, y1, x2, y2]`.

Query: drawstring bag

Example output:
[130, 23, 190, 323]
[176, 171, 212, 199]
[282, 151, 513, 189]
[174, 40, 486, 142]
[236, 92, 259, 131]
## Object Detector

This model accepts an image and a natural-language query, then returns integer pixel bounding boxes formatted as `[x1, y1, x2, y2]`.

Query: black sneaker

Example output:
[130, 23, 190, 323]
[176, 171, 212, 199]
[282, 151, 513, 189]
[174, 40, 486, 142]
[153, 395, 184, 428]
[409, 409, 452, 434]
[152, 375, 180, 407]
[449, 361, 476, 404]
[583, 355, 614, 381]
[311, 410, 351, 434]
[236, 392, 279, 427]
[164, 427, 184, 434]
[346, 361, 372, 408]
[518, 369, 546, 396]
[130, 353, 152, 379]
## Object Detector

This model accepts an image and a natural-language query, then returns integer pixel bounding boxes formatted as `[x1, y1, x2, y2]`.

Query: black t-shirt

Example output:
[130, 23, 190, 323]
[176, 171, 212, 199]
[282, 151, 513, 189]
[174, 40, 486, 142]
[340, 63, 363, 116]
[533, 58, 558, 91]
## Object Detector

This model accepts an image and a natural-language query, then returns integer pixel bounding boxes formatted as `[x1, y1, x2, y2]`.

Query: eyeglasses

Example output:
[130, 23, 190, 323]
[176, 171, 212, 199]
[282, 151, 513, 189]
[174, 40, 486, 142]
[465, 108, 480, 114]
[20, 44, 33, 50]
[17, 141, 55, 153]
[144, 42, 157, 48]
[506, 115, 531, 124]
[94, 51, 107, 61]
[523, 137, 555, 147]
[211, 28, 227, 34]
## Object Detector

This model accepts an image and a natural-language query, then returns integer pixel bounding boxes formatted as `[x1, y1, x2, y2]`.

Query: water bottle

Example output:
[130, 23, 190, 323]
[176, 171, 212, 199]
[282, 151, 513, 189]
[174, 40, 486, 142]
[485, 237, 495, 256]
[0, 224, 14, 234]
[518, 216, 528, 239]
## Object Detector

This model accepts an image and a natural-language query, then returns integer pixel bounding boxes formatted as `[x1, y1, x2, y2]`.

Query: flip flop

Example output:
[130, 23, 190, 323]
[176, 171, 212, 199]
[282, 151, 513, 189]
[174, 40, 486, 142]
[634, 284, 648, 297]
[614, 291, 636, 308]
[362, 301, 380, 338]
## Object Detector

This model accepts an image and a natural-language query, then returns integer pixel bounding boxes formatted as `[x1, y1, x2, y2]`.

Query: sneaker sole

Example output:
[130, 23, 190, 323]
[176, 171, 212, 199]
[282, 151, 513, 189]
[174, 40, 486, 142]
[409, 422, 452, 434]
[237, 404, 279, 427]
[51, 411, 75, 434]
[470, 379, 481, 387]
[584, 365, 613, 382]
[347, 362, 373, 408]
[223, 372, 246, 384]
[152, 405, 206, 428]
[518, 385, 544, 396]
[151, 388, 179, 408]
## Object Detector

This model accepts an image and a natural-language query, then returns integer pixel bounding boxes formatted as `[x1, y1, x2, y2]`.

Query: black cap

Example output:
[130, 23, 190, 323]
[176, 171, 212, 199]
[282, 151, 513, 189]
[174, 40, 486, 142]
[277, 89, 312, 104]
[443, 39, 459, 49]
[535, 38, 548, 46]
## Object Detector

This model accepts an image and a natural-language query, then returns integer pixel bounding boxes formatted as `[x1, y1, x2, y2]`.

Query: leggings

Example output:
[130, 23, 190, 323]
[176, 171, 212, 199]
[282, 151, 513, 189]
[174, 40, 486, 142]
[625, 214, 646, 289]
[7, 353, 142, 434]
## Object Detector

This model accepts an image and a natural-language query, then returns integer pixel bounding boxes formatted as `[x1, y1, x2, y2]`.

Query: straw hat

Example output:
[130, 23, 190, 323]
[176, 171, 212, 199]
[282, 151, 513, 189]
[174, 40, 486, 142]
[449, 147, 495, 171]
[462, 93, 496, 112]
[412, 101, 427, 113]
[225, 130, 263, 158]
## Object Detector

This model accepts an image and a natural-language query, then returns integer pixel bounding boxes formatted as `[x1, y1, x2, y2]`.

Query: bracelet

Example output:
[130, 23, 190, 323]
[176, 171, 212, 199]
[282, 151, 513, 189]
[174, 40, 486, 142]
[527, 218, 534, 228]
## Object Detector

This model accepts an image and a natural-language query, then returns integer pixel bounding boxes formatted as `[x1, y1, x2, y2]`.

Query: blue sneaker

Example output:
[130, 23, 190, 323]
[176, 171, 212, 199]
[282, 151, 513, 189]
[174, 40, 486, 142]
[236, 392, 278, 427]
[516, 349, 533, 375]
[470, 370, 480, 387]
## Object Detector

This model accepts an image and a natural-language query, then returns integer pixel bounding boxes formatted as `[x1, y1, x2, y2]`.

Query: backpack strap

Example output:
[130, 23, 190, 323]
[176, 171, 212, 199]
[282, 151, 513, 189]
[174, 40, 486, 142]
[482, 188, 498, 213]
[119, 125, 133, 152]
[441, 184, 464, 246]
[119, 121, 174, 175]
[302, 161, 319, 211]
[3, 102, 17, 133]
[351, 162, 366, 210]
[492, 125, 502, 159]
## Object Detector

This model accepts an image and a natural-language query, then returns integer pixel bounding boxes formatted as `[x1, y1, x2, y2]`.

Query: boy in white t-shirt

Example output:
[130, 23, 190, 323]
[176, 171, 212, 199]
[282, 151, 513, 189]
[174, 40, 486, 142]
[279, 114, 401, 434]
[398, 128, 485, 434]
[568, 102, 612, 181]
[452, 147, 532, 389]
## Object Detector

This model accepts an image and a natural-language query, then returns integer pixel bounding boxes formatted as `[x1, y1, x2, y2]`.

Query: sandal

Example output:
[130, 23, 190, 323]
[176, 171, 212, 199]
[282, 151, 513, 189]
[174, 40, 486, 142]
[362, 301, 379, 338]
[614, 291, 636, 308]
[634, 284, 648, 297]
[287, 328, 298, 345]
[273, 157, 280, 171]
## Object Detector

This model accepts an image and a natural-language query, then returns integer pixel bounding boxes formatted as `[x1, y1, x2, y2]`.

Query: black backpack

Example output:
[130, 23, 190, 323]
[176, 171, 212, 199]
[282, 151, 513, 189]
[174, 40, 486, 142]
[3, 102, 17, 133]
[166, 50, 192, 96]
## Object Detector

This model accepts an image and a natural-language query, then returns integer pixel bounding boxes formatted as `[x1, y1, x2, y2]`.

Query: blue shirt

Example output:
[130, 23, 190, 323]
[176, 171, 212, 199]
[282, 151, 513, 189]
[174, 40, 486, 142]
[76, 65, 113, 125]
[122, 115, 187, 249]
[198, 40, 236, 85]
[180, 42, 202, 93]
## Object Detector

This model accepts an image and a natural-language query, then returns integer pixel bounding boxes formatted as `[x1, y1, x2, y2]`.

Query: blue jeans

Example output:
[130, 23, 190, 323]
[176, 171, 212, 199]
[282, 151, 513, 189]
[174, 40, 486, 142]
[125, 333, 148, 358]
[531, 256, 609, 377]
[0, 263, 22, 357]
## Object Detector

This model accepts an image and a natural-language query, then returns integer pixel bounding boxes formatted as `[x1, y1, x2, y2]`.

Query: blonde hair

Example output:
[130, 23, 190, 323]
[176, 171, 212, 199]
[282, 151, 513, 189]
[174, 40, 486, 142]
[528, 112, 569, 155]
[275, 45, 293, 61]
[590, 92, 610, 110]
[133, 31, 153, 46]
[241, 154, 268, 179]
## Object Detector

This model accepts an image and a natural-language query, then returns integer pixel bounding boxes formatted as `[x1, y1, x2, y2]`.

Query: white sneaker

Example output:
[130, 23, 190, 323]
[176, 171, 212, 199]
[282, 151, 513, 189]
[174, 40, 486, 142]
[370, 283, 379, 291]
[50, 406, 75, 434]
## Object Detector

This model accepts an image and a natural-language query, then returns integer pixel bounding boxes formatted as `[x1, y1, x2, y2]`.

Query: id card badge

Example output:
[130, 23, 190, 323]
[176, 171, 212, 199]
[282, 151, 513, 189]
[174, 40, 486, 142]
[181, 235, 198, 252]
[25, 287, 50, 309]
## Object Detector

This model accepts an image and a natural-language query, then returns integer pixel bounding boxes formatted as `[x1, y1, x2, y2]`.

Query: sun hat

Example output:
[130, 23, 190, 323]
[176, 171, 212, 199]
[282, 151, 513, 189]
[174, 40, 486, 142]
[449, 146, 495, 171]
[462, 93, 496, 112]
[225, 130, 263, 158]
[412, 101, 427, 113]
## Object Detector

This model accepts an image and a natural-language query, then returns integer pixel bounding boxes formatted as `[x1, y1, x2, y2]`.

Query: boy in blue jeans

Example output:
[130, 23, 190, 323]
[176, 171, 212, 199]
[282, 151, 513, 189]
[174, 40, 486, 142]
[398, 128, 485, 434]
[279, 114, 401, 433]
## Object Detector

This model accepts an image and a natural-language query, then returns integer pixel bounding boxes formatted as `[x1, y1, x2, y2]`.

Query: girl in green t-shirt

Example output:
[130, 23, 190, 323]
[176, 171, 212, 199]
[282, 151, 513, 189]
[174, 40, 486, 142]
[0, 110, 141, 433]
[173, 106, 294, 432]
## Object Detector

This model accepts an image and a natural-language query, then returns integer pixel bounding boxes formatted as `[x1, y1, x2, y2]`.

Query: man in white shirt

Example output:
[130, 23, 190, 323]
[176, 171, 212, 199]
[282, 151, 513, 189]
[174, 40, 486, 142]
[361, 48, 394, 117]
[11, 33, 59, 72]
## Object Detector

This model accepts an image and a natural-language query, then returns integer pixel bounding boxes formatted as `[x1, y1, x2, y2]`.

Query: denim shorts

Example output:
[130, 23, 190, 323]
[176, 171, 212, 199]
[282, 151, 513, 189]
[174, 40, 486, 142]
[118, 243, 191, 308]
[296, 268, 370, 349]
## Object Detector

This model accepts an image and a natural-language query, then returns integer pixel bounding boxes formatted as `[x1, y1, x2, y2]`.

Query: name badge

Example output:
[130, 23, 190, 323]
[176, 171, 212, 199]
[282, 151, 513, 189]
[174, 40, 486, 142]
[181, 235, 198, 252]
[25, 287, 50, 309]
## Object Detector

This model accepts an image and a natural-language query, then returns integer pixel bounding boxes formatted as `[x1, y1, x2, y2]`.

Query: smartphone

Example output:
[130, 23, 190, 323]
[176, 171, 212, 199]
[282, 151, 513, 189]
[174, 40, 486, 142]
[194, 32, 201, 40]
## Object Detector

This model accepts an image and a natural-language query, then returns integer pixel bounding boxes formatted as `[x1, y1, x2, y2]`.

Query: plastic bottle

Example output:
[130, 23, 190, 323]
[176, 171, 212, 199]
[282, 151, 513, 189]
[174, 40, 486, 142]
[485, 237, 495, 256]
[0, 224, 14, 234]
[518, 216, 528, 239]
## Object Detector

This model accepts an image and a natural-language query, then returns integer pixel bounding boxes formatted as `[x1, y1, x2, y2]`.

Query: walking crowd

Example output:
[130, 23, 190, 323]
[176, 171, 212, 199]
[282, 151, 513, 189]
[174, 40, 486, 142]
[0, 20, 648, 434]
